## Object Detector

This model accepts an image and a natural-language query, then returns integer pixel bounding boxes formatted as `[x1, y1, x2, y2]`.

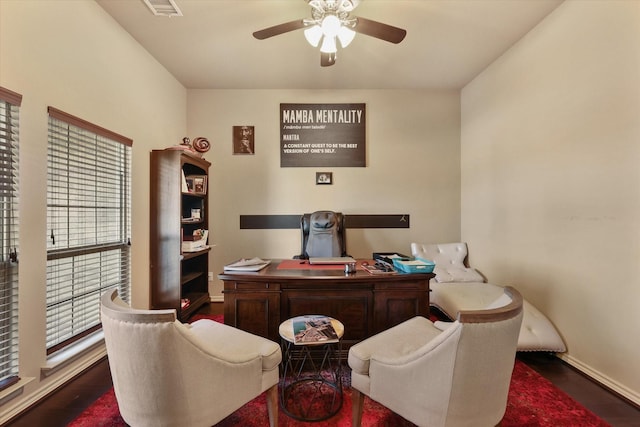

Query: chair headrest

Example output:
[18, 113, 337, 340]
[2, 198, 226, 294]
[310, 211, 338, 230]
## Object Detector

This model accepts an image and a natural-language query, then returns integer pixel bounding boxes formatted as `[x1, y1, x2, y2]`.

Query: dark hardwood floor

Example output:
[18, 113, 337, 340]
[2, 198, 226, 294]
[519, 352, 640, 427]
[4, 303, 639, 427]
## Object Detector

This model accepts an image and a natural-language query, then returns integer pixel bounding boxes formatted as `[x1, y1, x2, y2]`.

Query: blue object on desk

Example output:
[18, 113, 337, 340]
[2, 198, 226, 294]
[392, 257, 436, 274]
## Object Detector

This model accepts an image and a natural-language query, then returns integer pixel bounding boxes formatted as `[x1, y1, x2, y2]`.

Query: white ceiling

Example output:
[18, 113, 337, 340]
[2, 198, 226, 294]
[96, 0, 563, 90]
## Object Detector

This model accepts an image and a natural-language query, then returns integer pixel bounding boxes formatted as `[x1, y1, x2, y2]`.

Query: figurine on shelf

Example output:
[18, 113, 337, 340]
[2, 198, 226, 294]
[167, 136, 210, 157]
[168, 137, 195, 152]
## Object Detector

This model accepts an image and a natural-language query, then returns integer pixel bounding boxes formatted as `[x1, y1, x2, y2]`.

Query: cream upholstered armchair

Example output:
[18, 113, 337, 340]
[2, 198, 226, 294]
[348, 287, 523, 427]
[100, 290, 281, 427]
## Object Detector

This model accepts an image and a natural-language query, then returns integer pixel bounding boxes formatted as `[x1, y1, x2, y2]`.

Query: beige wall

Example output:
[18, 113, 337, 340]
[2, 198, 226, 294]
[461, 0, 640, 403]
[4, 0, 638, 419]
[187, 89, 461, 297]
[0, 0, 186, 421]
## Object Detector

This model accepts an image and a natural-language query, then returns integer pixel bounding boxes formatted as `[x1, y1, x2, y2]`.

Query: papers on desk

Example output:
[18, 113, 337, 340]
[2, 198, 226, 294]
[361, 262, 397, 275]
[224, 257, 271, 272]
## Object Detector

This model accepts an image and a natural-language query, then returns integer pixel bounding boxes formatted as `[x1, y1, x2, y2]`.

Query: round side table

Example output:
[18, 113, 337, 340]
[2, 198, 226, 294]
[279, 315, 344, 422]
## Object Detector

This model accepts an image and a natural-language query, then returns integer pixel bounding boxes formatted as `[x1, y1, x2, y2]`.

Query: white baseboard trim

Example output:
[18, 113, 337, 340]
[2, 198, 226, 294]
[558, 353, 640, 406]
[210, 295, 223, 303]
[0, 348, 107, 425]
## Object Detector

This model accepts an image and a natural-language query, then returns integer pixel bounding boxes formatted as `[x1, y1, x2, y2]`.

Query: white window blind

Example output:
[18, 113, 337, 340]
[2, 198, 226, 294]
[0, 87, 21, 390]
[46, 107, 131, 354]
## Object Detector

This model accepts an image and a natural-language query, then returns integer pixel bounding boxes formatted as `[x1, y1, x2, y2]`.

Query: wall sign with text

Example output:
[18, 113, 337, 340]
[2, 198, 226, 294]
[280, 103, 366, 167]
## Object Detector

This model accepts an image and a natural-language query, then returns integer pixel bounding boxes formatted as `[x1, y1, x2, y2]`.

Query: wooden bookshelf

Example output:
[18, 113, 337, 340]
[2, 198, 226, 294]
[150, 149, 211, 320]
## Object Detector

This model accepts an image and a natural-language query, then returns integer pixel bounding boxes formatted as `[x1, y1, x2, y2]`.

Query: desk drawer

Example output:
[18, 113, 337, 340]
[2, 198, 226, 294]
[223, 286, 280, 340]
[224, 281, 280, 291]
[374, 280, 426, 290]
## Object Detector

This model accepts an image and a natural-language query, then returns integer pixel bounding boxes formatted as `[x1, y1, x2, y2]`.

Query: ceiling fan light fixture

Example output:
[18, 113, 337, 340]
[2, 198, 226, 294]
[339, 0, 356, 12]
[309, 0, 324, 13]
[320, 35, 337, 54]
[253, 0, 406, 66]
[337, 26, 356, 48]
[304, 25, 323, 47]
[321, 15, 341, 38]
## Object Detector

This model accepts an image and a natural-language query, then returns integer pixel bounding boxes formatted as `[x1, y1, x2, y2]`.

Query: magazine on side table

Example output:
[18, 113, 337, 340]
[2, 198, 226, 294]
[292, 315, 339, 345]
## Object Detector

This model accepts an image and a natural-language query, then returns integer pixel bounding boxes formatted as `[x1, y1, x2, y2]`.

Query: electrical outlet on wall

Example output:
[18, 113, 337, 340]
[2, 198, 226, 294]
[208, 272, 213, 281]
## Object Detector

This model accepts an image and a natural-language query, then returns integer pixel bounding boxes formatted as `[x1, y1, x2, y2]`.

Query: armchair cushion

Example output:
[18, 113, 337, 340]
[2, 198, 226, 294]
[348, 316, 445, 375]
[186, 319, 281, 371]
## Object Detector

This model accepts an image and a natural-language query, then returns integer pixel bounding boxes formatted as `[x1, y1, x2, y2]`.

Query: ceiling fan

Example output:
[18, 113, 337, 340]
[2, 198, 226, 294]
[253, 0, 407, 67]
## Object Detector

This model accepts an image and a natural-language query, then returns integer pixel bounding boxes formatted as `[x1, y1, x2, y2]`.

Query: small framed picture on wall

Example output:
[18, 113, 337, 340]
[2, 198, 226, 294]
[316, 172, 332, 185]
[233, 125, 254, 154]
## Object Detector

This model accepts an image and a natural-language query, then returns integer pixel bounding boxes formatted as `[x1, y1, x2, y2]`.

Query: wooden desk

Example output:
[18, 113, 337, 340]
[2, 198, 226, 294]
[219, 260, 433, 347]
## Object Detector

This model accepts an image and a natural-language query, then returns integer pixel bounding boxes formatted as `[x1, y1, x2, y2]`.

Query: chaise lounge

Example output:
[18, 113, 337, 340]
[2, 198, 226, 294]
[411, 242, 566, 353]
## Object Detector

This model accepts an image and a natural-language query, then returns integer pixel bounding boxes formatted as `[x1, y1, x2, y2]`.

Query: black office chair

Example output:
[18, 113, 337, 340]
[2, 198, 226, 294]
[295, 211, 347, 259]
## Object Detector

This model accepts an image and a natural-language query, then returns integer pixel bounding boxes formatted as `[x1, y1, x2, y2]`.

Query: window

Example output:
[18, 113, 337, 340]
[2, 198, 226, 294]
[46, 107, 131, 354]
[0, 87, 21, 391]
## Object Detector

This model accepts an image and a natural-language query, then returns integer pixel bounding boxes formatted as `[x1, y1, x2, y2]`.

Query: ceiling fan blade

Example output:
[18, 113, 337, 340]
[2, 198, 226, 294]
[253, 20, 306, 40]
[353, 16, 407, 44]
[321, 52, 336, 67]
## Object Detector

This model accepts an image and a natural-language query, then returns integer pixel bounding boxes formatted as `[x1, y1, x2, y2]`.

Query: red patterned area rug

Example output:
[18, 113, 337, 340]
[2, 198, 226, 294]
[68, 316, 610, 427]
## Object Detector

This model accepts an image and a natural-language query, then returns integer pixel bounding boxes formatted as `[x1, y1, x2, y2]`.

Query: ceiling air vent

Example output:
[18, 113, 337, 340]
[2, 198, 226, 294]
[142, 0, 183, 17]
